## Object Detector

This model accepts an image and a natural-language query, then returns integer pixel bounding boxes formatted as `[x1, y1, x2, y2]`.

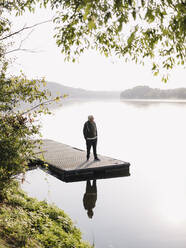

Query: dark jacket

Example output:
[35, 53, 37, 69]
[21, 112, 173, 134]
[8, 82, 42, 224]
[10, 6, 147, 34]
[83, 121, 97, 139]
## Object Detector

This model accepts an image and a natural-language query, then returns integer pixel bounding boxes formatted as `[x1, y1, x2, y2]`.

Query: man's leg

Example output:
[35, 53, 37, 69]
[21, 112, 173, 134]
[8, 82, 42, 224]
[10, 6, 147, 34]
[86, 180, 91, 192]
[86, 140, 91, 160]
[92, 139, 98, 159]
[92, 180, 97, 193]
[87, 180, 92, 192]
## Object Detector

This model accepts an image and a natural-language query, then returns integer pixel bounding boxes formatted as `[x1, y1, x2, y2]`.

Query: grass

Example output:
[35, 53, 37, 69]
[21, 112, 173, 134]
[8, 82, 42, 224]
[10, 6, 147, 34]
[0, 181, 92, 248]
[0, 238, 12, 248]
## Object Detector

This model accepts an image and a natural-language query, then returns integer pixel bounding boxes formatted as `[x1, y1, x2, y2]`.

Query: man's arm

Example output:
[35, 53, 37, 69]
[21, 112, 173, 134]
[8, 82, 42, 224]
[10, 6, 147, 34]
[83, 122, 87, 139]
[95, 122, 98, 137]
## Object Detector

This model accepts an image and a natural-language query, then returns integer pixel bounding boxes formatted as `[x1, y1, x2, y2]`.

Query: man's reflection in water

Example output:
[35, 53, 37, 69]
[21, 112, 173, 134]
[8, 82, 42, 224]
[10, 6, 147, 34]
[83, 180, 97, 219]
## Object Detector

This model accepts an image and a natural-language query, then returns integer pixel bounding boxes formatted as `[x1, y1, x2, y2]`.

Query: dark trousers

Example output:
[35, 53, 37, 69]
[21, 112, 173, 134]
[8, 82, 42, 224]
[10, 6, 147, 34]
[86, 138, 97, 159]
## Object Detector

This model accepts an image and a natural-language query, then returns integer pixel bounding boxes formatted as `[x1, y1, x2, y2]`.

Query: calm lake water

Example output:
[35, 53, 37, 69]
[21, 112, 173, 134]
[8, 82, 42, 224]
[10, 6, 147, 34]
[22, 100, 186, 248]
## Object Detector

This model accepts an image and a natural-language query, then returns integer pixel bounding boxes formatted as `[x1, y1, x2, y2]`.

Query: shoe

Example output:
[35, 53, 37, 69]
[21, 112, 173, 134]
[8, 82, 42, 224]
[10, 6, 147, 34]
[94, 157, 100, 161]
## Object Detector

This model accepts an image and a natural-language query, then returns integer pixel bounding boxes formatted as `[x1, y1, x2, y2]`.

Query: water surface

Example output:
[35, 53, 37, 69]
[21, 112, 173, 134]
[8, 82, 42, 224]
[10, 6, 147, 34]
[22, 100, 186, 248]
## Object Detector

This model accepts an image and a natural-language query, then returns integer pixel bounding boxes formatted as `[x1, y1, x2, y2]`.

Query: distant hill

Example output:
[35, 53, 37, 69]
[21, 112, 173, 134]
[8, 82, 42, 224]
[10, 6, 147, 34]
[18, 82, 121, 112]
[120, 86, 186, 100]
[46, 81, 121, 99]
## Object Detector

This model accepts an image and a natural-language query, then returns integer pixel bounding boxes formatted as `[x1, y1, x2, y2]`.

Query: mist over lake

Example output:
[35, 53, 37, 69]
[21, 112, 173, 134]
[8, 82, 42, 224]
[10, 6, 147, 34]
[22, 100, 186, 248]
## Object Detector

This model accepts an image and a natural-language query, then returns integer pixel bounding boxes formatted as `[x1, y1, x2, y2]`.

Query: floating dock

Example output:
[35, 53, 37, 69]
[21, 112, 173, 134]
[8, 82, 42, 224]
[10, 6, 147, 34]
[32, 139, 130, 182]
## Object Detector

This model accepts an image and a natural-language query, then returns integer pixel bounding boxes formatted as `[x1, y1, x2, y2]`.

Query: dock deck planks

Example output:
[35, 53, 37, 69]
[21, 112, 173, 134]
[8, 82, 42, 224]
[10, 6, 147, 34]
[33, 139, 130, 182]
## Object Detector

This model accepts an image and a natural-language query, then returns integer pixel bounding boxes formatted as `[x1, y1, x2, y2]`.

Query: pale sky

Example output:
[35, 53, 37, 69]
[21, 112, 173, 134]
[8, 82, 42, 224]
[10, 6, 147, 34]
[7, 6, 186, 91]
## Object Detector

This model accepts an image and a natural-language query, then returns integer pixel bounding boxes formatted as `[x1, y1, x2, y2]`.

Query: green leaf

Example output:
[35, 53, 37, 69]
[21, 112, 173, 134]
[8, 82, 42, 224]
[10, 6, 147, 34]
[141, 0, 145, 7]
[127, 31, 135, 46]
[152, 63, 157, 71]
[132, 10, 136, 20]
[83, 4, 91, 20]
[128, 0, 132, 6]
[88, 19, 96, 30]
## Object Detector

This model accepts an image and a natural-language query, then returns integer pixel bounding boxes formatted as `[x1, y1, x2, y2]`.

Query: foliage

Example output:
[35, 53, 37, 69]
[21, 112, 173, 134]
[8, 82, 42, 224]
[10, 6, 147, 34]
[0, 2, 56, 193]
[0, 12, 52, 193]
[0, 61, 52, 194]
[51, 0, 185, 80]
[1, 1, 185, 81]
[0, 181, 92, 248]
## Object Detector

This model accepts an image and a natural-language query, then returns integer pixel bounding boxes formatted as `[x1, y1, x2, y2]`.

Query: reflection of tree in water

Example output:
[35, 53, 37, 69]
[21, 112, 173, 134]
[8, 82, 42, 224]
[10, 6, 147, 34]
[83, 180, 97, 219]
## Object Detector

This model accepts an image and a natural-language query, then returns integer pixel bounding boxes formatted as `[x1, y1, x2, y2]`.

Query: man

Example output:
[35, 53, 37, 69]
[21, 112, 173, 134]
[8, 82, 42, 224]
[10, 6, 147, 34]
[83, 115, 100, 161]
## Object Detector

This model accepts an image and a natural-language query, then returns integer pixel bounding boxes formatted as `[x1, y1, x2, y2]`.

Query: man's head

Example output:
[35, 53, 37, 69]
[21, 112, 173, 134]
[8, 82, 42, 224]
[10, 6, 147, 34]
[87, 209, 94, 219]
[88, 115, 94, 122]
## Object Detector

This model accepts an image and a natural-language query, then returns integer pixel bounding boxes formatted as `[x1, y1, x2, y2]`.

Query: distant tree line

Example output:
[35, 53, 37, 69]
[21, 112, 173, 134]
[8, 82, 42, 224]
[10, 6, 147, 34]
[120, 86, 186, 99]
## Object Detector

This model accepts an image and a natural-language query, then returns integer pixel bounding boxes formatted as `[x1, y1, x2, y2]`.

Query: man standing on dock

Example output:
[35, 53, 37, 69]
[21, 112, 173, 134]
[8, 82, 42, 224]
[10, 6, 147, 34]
[83, 115, 100, 161]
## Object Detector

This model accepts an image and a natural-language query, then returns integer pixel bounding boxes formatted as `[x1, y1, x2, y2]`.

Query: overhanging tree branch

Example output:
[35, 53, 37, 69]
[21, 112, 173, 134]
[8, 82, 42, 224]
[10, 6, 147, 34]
[21, 96, 63, 116]
[0, 19, 52, 41]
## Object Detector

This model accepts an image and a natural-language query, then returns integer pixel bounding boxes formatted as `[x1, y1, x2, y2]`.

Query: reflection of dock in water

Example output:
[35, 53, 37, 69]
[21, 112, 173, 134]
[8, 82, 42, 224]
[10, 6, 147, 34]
[32, 139, 130, 182]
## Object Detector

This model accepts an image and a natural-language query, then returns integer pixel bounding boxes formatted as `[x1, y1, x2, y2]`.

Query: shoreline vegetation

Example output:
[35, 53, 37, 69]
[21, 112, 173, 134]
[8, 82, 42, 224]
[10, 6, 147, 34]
[0, 181, 92, 248]
[120, 86, 186, 100]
